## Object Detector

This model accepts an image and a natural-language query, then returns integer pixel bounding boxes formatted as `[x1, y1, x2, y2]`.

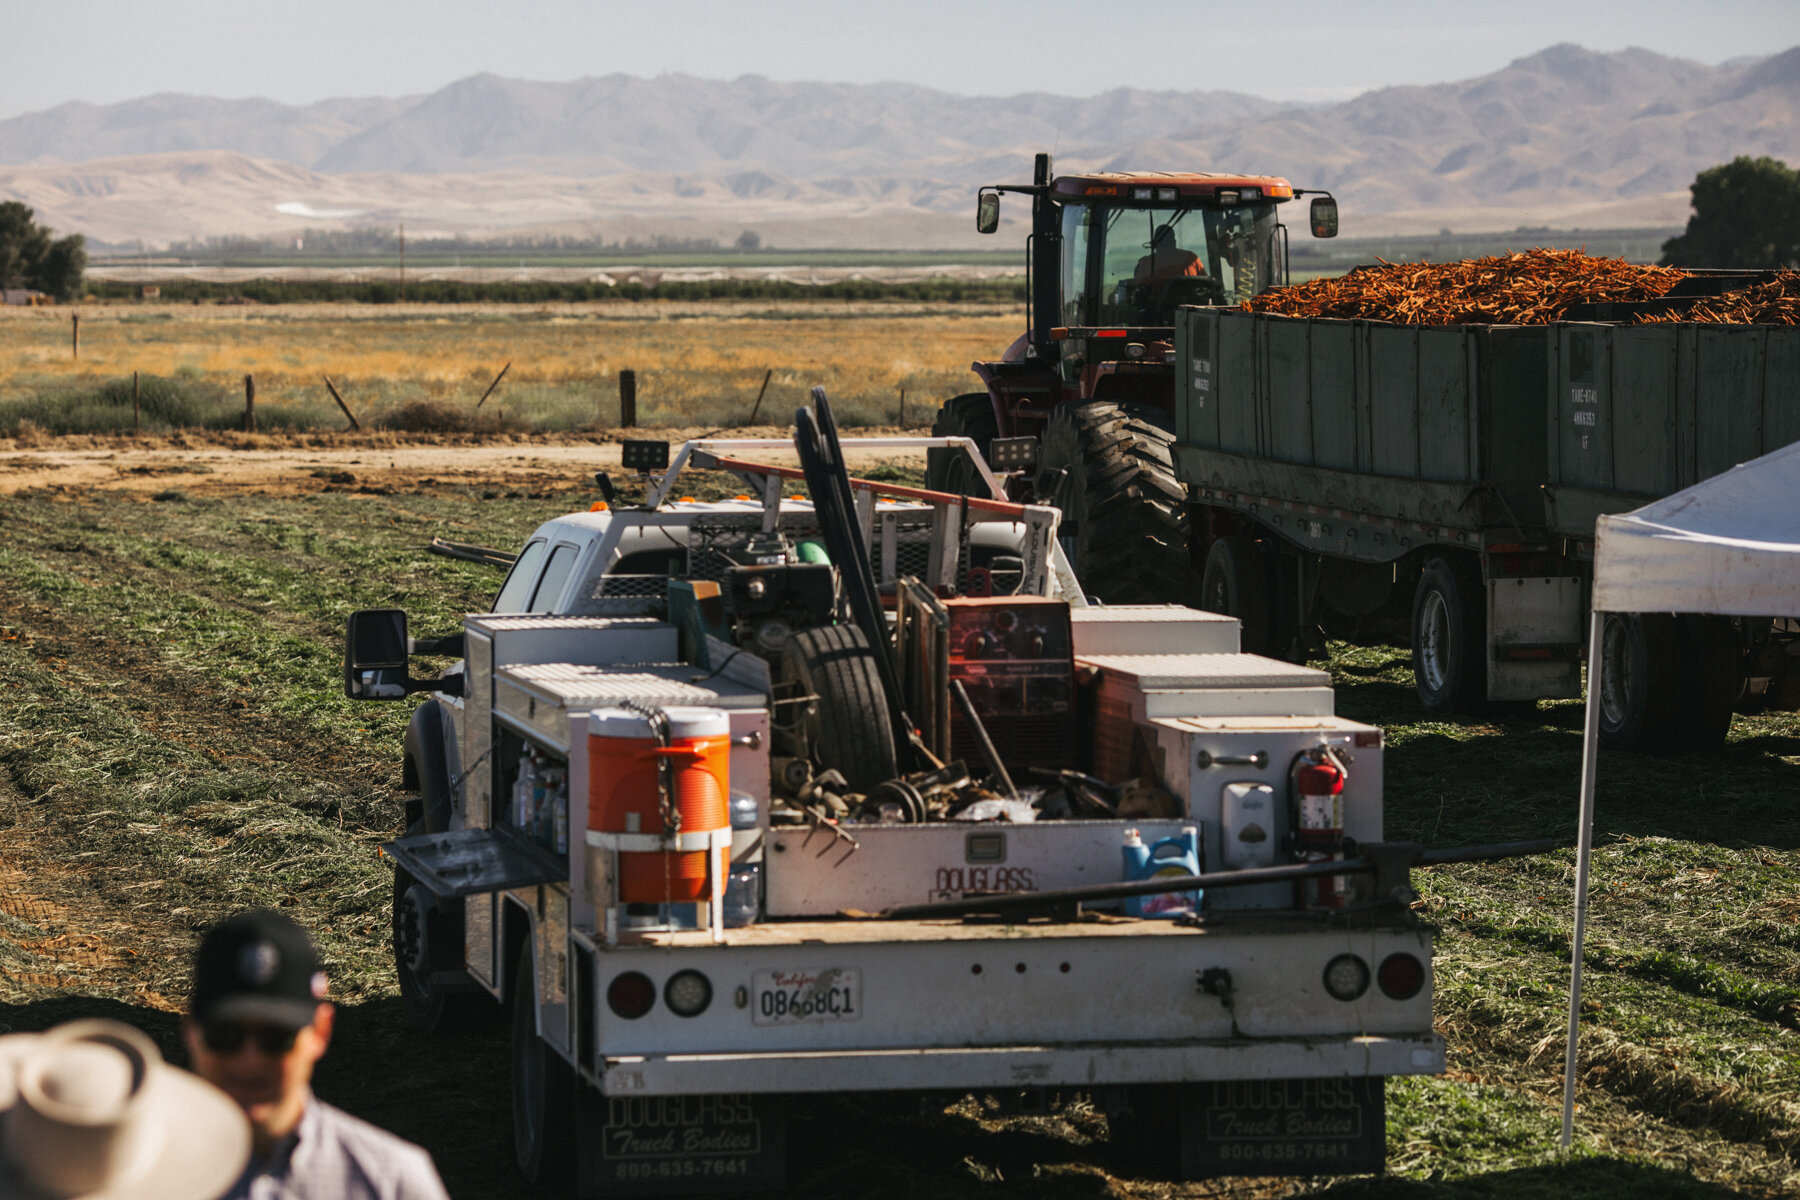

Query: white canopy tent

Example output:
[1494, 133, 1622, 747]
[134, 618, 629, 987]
[1561, 438, 1800, 1146]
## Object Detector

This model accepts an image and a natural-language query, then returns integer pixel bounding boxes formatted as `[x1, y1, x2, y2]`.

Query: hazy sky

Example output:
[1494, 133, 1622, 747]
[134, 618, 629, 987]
[7, 0, 1799, 120]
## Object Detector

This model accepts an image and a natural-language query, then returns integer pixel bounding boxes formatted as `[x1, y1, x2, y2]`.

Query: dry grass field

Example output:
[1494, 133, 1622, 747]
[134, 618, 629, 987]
[0, 300, 1023, 434]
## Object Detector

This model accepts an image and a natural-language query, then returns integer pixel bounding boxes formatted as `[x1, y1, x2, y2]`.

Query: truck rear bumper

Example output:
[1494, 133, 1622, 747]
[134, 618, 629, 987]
[598, 1033, 1444, 1096]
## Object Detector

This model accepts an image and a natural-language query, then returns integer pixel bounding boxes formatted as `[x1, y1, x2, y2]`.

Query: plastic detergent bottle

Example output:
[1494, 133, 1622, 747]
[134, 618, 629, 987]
[1122, 826, 1202, 918]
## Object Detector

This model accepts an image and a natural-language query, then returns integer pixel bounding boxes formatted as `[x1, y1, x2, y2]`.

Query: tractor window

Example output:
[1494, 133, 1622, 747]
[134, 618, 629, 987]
[492, 539, 548, 612]
[1071, 202, 1285, 325]
[1060, 206, 1092, 325]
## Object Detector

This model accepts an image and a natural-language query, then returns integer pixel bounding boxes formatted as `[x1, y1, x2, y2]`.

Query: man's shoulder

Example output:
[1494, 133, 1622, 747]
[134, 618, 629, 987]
[304, 1098, 447, 1194]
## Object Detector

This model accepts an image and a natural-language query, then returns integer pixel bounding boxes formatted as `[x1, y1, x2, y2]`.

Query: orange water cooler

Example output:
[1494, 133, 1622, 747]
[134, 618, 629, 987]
[585, 706, 732, 940]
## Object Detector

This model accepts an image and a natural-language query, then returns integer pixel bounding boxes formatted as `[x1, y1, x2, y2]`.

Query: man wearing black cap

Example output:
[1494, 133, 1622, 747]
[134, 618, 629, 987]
[184, 909, 451, 1200]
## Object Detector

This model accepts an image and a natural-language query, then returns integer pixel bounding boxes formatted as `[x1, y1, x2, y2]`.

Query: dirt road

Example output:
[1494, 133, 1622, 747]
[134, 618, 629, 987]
[0, 428, 933, 498]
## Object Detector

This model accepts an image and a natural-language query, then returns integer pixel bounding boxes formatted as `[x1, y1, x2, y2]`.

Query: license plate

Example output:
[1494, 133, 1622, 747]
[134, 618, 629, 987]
[750, 968, 860, 1025]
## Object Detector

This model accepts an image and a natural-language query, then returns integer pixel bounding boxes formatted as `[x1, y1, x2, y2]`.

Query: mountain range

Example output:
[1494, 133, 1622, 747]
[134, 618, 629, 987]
[2, 45, 1796, 249]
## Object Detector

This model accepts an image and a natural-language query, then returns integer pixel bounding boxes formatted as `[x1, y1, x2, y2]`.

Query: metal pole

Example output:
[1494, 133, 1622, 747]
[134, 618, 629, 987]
[620, 369, 637, 427]
[1561, 608, 1606, 1149]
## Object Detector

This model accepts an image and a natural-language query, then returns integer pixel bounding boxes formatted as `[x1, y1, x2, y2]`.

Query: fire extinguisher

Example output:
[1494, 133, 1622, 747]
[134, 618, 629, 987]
[1289, 743, 1349, 909]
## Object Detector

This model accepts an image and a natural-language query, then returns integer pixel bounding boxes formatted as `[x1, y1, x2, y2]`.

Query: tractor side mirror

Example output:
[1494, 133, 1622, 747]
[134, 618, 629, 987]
[1309, 196, 1339, 239]
[977, 191, 1000, 235]
[345, 608, 411, 700]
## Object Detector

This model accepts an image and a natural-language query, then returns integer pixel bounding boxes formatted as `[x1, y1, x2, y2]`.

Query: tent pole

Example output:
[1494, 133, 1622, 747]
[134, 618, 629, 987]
[1561, 608, 1606, 1149]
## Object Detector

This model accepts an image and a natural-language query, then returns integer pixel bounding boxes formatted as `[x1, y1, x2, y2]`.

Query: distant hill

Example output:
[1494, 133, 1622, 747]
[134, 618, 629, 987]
[0, 47, 1794, 248]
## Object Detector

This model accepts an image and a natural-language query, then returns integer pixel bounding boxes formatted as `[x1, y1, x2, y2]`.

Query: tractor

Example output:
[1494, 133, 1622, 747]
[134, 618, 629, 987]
[927, 152, 1338, 605]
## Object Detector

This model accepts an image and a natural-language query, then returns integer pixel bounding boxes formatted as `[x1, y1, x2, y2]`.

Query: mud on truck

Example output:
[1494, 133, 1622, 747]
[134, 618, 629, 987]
[343, 397, 1542, 1195]
[925, 152, 1340, 607]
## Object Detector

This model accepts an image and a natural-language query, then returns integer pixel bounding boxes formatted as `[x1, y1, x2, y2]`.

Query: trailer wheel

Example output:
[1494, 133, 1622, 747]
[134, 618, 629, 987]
[781, 624, 898, 792]
[1411, 556, 1486, 712]
[1199, 535, 1276, 657]
[393, 839, 495, 1035]
[925, 393, 999, 497]
[1596, 612, 1681, 751]
[511, 944, 575, 1190]
[1037, 400, 1196, 605]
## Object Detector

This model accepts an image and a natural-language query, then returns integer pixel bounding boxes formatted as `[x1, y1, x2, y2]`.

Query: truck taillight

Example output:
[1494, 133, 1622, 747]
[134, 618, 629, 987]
[664, 970, 713, 1018]
[1377, 953, 1425, 1000]
[608, 972, 656, 1019]
[1322, 954, 1370, 1001]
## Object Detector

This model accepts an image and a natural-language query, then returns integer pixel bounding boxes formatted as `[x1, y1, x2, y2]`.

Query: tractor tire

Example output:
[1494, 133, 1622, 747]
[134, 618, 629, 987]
[511, 944, 576, 1191]
[1596, 612, 1681, 751]
[1037, 401, 1196, 606]
[1411, 555, 1487, 713]
[925, 393, 999, 497]
[781, 625, 898, 792]
[1199, 534, 1277, 658]
[393, 831, 497, 1035]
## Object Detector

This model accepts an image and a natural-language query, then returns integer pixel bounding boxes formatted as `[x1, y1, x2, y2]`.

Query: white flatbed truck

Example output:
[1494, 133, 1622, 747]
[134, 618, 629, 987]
[345, 428, 1446, 1194]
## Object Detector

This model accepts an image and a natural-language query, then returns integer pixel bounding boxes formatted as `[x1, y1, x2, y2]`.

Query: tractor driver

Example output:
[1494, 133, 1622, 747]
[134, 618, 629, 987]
[1134, 223, 1206, 283]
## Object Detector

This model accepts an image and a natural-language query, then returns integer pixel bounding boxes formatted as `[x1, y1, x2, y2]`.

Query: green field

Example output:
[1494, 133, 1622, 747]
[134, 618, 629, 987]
[0, 464, 1793, 1198]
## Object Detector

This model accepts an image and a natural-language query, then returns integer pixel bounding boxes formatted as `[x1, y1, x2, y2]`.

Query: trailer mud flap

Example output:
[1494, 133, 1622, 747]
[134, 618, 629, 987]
[577, 1091, 785, 1196]
[1113, 1077, 1384, 1179]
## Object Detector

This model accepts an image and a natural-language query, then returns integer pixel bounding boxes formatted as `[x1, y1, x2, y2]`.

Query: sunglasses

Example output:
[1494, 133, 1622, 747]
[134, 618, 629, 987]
[200, 1022, 300, 1055]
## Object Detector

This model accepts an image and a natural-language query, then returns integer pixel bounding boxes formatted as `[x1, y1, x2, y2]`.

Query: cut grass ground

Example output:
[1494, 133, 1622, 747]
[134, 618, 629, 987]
[0, 470, 1794, 1197]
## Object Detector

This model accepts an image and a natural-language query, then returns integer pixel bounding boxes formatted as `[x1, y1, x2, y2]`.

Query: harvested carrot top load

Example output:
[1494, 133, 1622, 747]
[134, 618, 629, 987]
[1247, 248, 1687, 325]
[1633, 271, 1800, 324]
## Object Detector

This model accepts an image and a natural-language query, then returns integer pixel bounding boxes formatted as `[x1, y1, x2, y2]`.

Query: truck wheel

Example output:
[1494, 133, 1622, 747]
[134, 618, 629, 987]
[925, 393, 998, 497]
[1037, 401, 1196, 605]
[1596, 613, 1680, 751]
[1199, 535, 1276, 657]
[393, 842, 496, 1035]
[1678, 614, 1740, 750]
[781, 625, 898, 792]
[512, 944, 575, 1191]
[1411, 556, 1486, 712]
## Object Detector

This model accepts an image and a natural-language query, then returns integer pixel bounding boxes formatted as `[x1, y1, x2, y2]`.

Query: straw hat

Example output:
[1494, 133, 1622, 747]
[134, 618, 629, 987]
[0, 1019, 249, 1200]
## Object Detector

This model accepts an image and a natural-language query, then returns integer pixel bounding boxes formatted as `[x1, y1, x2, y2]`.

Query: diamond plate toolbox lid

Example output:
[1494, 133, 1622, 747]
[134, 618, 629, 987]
[1076, 652, 1329, 690]
[495, 662, 766, 752]
[1069, 606, 1239, 657]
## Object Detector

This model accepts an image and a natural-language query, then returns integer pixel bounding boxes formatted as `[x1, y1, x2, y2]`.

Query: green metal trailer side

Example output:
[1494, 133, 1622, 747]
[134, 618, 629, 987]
[1172, 306, 1800, 750]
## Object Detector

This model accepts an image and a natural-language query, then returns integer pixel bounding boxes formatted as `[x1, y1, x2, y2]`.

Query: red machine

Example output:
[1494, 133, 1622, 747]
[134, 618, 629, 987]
[944, 596, 1075, 777]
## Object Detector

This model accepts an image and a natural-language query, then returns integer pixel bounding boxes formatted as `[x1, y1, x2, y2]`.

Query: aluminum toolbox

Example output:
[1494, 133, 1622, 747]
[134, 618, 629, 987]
[464, 614, 678, 670]
[1081, 653, 1335, 782]
[495, 662, 766, 755]
[764, 818, 1200, 916]
[1069, 605, 1239, 656]
[1148, 715, 1384, 911]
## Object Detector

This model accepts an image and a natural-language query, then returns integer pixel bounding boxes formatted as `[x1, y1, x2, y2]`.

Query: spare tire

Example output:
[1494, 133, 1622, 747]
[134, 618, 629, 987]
[781, 625, 898, 792]
[1036, 400, 1196, 605]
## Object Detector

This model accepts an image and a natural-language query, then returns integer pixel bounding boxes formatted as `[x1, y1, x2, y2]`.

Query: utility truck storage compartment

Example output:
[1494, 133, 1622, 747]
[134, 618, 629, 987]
[764, 818, 1199, 916]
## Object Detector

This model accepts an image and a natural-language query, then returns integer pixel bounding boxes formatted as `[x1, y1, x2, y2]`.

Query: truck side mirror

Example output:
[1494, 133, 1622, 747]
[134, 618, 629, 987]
[345, 608, 412, 700]
[977, 191, 1000, 235]
[1310, 196, 1339, 239]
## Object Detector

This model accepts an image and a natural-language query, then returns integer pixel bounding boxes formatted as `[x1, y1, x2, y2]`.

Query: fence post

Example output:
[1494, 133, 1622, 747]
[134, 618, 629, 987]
[619, 369, 637, 428]
[133, 370, 140, 434]
[71, 314, 79, 359]
[244, 374, 256, 432]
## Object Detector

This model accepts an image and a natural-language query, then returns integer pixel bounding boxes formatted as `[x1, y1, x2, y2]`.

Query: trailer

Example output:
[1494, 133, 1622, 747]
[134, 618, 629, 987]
[345, 418, 1448, 1195]
[1172, 304, 1800, 749]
